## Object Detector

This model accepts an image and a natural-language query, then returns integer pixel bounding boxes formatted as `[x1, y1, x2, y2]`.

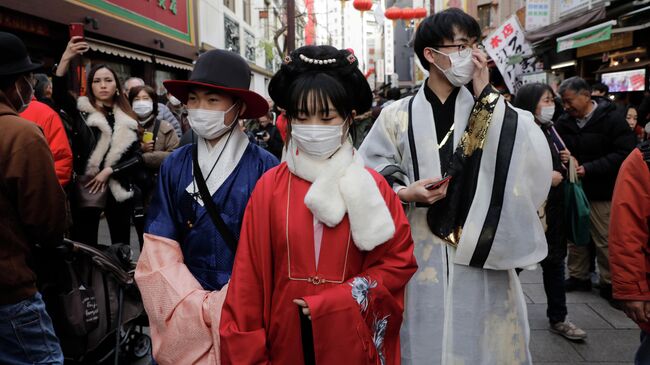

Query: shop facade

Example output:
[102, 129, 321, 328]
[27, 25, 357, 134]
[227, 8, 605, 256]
[0, 0, 197, 96]
[525, 0, 649, 106]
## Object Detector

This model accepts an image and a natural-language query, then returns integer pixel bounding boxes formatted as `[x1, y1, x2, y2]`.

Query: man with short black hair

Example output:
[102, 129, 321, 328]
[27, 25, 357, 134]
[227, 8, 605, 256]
[361, 8, 551, 364]
[592, 82, 609, 97]
[555, 76, 636, 301]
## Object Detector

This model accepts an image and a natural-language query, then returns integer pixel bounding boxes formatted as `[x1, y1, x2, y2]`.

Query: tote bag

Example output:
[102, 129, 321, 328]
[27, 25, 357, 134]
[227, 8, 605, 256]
[564, 158, 591, 245]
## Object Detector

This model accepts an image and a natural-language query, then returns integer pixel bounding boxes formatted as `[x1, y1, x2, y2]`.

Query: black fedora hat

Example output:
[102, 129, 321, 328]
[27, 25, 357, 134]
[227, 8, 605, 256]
[164, 49, 268, 119]
[0, 32, 42, 77]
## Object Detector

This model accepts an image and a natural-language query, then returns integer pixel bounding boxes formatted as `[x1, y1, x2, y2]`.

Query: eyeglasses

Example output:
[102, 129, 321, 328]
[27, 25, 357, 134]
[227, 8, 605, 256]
[428, 43, 484, 58]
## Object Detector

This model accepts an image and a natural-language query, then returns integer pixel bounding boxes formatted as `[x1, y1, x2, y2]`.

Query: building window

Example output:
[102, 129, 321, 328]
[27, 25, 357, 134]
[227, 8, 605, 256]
[477, 4, 491, 30]
[244, 0, 251, 25]
[245, 31, 256, 62]
[224, 0, 235, 12]
[224, 16, 240, 54]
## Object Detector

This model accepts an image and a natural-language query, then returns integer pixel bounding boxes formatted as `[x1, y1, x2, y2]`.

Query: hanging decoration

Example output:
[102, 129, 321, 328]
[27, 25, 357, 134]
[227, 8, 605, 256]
[352, 0, 373, 13]
[413, 7, 428, 19]
[384, 5, 402, 29]
[400, 7, 417, 20]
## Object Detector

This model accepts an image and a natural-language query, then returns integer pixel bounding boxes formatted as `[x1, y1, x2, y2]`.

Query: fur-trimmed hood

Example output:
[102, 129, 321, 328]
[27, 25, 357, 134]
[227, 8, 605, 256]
[77, 96, 139, 202]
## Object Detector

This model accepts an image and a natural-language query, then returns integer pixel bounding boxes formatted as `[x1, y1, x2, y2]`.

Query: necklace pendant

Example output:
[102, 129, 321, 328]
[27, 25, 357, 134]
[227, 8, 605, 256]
[308, 276, 323, 285]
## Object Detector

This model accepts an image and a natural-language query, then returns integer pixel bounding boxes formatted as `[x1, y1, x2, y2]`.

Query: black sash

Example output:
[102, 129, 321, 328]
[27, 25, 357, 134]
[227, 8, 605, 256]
[191, 142, 238, 253]
[468, 106, 518, 267]
[425, 92, 517, 269]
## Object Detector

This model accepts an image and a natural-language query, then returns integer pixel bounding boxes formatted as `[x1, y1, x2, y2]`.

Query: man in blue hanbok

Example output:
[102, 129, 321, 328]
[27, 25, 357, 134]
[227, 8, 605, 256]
[134, 49, 278, 364]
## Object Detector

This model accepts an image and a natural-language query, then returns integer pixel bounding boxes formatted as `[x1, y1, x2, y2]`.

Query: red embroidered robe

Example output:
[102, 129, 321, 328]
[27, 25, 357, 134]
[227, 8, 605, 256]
[219, 163, 416, 364]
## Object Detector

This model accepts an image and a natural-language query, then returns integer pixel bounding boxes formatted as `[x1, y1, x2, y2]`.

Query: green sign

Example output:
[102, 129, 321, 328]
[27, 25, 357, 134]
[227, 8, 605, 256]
[557, 22, 613, 53]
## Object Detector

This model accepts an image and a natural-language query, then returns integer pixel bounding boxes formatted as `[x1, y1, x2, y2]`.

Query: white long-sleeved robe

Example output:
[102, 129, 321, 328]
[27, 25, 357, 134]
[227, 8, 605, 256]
[359, 85, 552, 365]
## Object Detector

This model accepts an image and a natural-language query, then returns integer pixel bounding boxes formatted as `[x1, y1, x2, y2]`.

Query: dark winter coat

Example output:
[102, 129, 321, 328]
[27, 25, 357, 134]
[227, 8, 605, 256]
[555, 99, 636, 201]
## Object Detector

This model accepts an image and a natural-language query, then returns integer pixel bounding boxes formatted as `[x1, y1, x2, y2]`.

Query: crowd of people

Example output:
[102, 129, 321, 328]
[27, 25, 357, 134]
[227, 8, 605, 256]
[2, 6, 650, 365]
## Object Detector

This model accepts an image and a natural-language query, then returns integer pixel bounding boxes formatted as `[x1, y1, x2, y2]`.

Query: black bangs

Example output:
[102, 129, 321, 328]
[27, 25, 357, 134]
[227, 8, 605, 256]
[285, 72, 352, 120]
[512, 83, 554, 116]
[268, 45, 372, 115]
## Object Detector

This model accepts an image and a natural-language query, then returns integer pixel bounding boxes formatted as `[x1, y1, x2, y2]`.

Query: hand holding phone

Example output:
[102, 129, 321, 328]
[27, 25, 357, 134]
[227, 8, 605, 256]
[425, 175, 452, 190]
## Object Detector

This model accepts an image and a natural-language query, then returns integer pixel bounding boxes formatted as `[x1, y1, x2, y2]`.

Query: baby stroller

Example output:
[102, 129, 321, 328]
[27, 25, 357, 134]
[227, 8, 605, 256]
[36, 239, 150, 364]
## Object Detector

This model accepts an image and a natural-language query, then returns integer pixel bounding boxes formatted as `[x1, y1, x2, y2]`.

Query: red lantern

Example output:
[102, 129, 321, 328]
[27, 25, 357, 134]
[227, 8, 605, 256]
[400, 7, 417, 20]
[353, 0, 373, 12]
[413, 7, 428, 18]
[384, 6, 403, 21]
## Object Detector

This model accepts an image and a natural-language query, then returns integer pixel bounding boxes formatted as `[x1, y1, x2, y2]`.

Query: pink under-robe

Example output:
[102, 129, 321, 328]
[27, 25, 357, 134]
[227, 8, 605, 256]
[135, 233, 228, 364]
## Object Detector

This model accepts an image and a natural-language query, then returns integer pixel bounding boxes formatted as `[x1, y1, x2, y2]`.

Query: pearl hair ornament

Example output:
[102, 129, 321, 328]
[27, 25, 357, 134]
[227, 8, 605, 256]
[298, 53, 337, 65]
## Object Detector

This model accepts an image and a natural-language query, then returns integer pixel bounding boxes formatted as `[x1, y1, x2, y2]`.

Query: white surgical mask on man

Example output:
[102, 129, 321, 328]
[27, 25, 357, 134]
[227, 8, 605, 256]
[428, 47, 475, 87]
[291, 122, 345, 160]
[188, 102, 238, 140]
[537, 105, 555, 125]
[15, 76, 33, 113]
[132, 100, 154, 119]
[169, 95, 182, 106]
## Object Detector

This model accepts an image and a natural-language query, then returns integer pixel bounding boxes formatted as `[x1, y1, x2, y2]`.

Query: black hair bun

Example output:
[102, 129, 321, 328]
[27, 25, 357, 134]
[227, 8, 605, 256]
[269, 45, 372, 114]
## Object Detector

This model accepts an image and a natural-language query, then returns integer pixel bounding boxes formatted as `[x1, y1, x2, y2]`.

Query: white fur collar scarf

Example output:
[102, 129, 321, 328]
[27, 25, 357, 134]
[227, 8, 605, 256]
[77, 96, 139, 202]
[286, 140, 395, 251]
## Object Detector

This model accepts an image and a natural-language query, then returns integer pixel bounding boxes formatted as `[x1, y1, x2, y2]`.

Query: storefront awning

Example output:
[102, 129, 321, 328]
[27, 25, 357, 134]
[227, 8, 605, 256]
[155, 56, 193, 71]
[556, 20, 617, 53]
[612, 21, 650, 34]
[86, 38, 152, 63]
[525, 7, 606, 44]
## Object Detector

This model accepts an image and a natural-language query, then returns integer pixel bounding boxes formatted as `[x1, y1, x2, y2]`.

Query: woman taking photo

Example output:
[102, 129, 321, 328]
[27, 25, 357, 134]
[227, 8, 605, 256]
[53, 36, 142, 246]
[219, 45, 417, 365]
[512, 83, 587, 341]
[128, 85, 179, 248]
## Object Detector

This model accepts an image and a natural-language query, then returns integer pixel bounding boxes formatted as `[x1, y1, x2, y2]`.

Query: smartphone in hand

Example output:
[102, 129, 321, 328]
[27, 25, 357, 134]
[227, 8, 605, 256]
[425, 175, 452, 190]
[69, 23, 85, 40]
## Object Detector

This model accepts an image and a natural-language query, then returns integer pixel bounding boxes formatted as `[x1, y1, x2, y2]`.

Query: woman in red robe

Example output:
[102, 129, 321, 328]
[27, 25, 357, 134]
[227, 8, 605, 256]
[219, 46, 417, 365]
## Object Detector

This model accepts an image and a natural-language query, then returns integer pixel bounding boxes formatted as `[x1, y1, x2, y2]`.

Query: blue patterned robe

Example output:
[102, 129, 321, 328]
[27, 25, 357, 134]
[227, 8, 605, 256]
[145, 143, 278, 290]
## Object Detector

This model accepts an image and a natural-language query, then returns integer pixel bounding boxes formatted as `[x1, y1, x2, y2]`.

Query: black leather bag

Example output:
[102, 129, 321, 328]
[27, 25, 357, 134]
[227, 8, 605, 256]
[73, 174, 108, 209]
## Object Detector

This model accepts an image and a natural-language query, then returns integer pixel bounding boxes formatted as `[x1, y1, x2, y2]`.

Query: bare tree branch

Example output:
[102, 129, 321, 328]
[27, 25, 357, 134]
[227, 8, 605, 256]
[273, 11, 307, 57]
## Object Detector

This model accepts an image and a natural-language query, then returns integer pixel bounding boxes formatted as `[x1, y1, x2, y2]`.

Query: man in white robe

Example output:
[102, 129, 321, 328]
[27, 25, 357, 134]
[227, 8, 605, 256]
[359, 8, 552, 365]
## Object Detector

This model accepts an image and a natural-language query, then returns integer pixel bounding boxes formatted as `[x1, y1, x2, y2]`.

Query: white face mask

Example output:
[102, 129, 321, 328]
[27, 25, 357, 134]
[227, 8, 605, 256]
[429, 47, 475, 87]
[291, 122, 345, 160]
[132, 100, 154, 119]
[169, 95, 182, 106]
[187, 103, 238, 140]
[15, 76, 33, 113]
[537, 104, 555, 125]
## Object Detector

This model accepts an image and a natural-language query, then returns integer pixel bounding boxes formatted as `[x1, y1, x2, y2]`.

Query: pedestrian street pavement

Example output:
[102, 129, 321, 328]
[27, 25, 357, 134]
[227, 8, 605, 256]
[99, 220, 639, 364]
[521, 268, 638, 364]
